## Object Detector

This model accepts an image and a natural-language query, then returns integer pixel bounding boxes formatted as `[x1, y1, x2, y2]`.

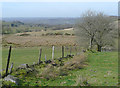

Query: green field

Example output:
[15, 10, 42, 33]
[32, 52, 117, 86]
[2, 51, 118, 86]
[24, 52, 118, 86]
[2, 46, 77, 70]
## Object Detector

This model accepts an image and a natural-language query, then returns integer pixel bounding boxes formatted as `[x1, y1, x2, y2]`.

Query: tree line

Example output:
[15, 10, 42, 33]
[2, 21, 73, 34]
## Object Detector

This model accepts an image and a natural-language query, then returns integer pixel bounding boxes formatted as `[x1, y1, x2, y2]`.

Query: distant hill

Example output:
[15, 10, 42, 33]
[3, 16, 117, 25]
[2, 18, 76, 34]
[2, 17, 79, 25]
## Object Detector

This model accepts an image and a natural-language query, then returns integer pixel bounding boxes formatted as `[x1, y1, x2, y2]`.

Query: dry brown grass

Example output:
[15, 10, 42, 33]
[40, 64, 60, 80]
[2, 31, 78, 47]
[62, 53, 87, 70]
[74, 75, 90, 86]
[38, 53, 87, 80]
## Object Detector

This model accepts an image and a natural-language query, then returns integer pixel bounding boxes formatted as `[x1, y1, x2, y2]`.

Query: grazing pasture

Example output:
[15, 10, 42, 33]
[26, 52, 118, 86]
[1, 23, 118, 86]
[2, 46, 78, 70]
[2, 51, 117, 86]
[42, 52, 118, 86]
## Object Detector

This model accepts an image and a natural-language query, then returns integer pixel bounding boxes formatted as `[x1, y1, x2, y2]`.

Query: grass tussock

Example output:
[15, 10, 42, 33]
[40, 64, 68, 80]
[40, 64, 59, 80]
[62, 53, 87, 70]
[39, 53, 87, 80]
[74, 75, 90, 86]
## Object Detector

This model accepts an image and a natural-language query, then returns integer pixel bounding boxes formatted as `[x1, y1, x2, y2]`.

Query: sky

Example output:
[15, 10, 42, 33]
[1, 2, 118, 18]
[0, 0, 119, 2]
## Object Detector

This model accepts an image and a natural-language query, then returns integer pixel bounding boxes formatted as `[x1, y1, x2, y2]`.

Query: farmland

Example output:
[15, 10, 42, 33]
[1, 17, 118, 87]
[2, 46, 78, 69]
[2, 29, 77, 47]
[2, 51, 118, 86]
[1, 29, 118, 86]
[2, 28, 81, 69]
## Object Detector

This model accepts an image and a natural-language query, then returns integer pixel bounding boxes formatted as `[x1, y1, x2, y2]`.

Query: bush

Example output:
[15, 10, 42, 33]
[45, 33, 54, 36]
[44, 32, 63, 36]
[72, 34, 75, 36]
[54, 32, 63, 35]
[19, 33, 30, 36]
[42, 34, 45, 36]
[64, 33, 71, 35]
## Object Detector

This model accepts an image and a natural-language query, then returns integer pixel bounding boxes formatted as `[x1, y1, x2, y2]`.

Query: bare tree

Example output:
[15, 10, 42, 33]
[75, 10, 116, 52]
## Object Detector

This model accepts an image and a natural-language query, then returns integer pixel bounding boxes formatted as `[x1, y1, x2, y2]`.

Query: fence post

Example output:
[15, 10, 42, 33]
[75, 45, 77, 55]
[52, 46, 54, 60]
[9, 63, 13, 74]
[65, 46, 69, 55]
[62, 46, 64, 58]
[5, 46, 12, 76]
[38, 48, 42, 64]
[70, 46, 72, 55]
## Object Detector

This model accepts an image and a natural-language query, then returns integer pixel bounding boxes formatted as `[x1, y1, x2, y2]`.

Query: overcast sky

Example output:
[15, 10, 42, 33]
[2, 2, 118, 17]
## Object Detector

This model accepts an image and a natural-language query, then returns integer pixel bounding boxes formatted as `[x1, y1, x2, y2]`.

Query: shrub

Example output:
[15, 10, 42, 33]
[19, 33, 30, 36]
[45, 33, 54, 36]
[64, 33, 71, 35]
[42, 34, 45, 36]
[72, 34, 75, 36]
[54, 32, 63, 35]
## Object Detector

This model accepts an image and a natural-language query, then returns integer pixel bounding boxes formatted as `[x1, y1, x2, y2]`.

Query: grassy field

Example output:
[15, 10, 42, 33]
[1, 29, 118, 86]
[2, 51, 118, 86]
[2, 29, 77, 47]
[3, 51, 117, 86]
[25, 51, 118, 86]
[2, 46, 78, 70]
[2, 29, 78, 70]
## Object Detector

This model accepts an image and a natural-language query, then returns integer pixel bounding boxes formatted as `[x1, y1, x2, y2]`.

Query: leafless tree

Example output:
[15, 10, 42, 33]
[75, 10, 117, 52]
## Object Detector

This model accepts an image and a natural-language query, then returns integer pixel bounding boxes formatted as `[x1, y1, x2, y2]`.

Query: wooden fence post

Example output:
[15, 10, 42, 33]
[38, 48, 42, 64]
[52, 46, 54, 60]
[9, 63, 13, 74]
[70, 46, 72, 55]
[62, 46, 64, 58]
[5, 46, 12, 76]
[65, 46, 69, 55]
[75, 46, 77, 55]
